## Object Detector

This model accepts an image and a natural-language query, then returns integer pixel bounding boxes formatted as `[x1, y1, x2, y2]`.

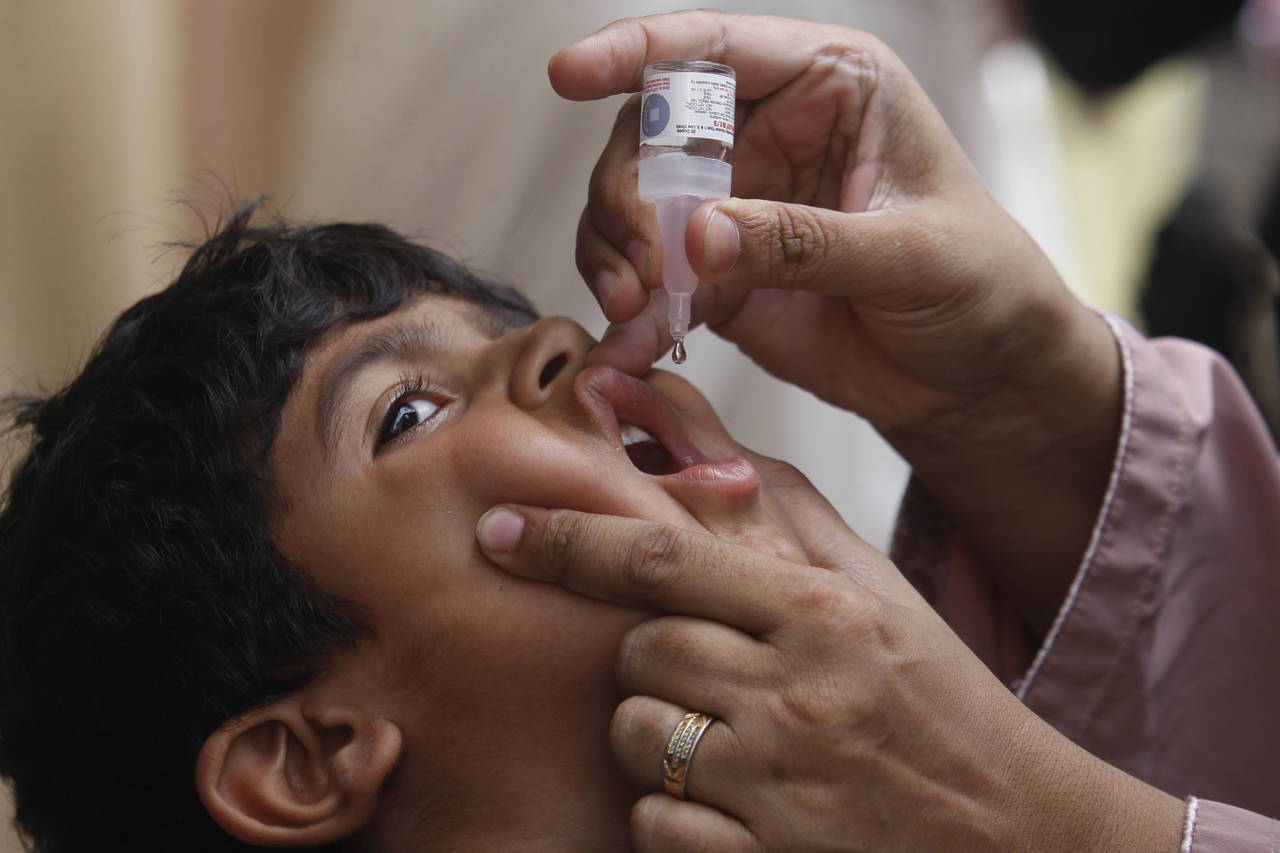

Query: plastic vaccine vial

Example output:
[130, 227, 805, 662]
[636, 60, 735, 365]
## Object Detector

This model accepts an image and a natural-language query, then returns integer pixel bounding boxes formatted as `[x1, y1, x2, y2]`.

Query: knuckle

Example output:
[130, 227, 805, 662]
[613, 622, 649, 685]
[758, 205, 828, 281]
[776, 670, 866, 736]
[629, 794, 666, 852]
[626, 618, 730, 700]
[793, 577, 863, 635]
[785, 577, 891, 660]
[758, 456, 814, 492]
[622, 524, 691, 602]
[608, 695, 652, 758]
[583, 172, 643, 255]
[617, 618, 692, 686]
[811, 40, 884, 84]
[770, 457, 809, 483]
[574, 213, 601, 281]
[838, 553, 902, 601]
[573, 251, 594, 289]
[585, 159, 620, 212]
[539, 512, 592, 583]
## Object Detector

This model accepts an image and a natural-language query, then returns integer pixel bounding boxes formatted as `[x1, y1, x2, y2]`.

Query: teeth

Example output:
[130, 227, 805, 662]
[620, 424, 656, 447]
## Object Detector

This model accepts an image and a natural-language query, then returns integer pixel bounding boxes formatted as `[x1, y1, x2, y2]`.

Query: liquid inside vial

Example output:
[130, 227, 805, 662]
[638, 59, 735, 368]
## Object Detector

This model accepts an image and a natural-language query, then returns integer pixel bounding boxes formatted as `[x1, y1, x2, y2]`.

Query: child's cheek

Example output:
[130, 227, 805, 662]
[441, 409, 695, 530]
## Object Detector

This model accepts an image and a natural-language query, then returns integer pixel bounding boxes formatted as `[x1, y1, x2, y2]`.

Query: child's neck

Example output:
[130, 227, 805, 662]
[365, 717, 638, 851]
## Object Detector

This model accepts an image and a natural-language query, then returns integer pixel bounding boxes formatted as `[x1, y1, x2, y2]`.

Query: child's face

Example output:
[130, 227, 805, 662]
[267, 293, 800, 843]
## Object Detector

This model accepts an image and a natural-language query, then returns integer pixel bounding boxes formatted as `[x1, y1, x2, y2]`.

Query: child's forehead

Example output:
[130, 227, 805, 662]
[312, 293, 527, 359]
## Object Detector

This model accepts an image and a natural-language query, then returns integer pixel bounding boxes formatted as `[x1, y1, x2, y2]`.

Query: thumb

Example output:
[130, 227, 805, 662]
[586, 289, 672, 374]
[686, 197, 944, 302]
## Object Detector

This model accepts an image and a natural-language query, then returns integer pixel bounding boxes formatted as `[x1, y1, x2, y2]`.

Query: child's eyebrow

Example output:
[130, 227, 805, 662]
[317, 320, 452, 458]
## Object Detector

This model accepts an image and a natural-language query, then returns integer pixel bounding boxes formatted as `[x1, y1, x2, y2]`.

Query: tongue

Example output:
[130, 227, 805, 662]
[625, 440, 677, 476]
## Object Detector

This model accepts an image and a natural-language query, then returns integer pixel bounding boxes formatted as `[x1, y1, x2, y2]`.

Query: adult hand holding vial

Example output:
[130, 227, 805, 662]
[552, 12, 1119, 585]
[636, 60, 735, 365]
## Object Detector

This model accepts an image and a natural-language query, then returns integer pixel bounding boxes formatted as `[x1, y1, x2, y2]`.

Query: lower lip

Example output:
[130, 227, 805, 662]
[663, 455, 759, 490]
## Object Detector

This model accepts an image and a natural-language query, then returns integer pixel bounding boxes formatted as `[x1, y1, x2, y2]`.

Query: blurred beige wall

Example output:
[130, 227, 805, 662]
[1, 1, 183, 416]
[0, 0, 314, 421]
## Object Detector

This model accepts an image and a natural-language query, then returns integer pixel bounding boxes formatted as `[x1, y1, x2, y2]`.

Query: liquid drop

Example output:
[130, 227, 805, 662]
[672, 339, 687, 365]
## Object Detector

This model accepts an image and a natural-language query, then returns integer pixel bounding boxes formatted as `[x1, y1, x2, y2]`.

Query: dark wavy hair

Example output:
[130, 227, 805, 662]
[0, 202, 538, 852]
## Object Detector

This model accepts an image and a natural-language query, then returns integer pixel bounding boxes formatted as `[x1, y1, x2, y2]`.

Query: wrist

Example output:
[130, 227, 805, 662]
[885, 299, 1124, 636]
[1001, 717, 1185, 853]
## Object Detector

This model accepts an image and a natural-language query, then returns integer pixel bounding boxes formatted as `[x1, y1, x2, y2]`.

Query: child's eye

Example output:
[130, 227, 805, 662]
[380, 396, 442, 445]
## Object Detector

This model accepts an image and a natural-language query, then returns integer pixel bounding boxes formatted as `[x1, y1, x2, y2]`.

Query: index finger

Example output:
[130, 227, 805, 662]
[548, 10, 877, 102]
[587, 293, 672, 375]
[475, 504, 819, 634]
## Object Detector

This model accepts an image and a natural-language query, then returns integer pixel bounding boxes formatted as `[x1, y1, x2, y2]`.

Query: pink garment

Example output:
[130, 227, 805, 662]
[892, 315, 1280, 851]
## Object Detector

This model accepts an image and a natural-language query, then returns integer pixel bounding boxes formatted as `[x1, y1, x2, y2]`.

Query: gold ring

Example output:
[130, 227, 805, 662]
[662, 711, 715, 799]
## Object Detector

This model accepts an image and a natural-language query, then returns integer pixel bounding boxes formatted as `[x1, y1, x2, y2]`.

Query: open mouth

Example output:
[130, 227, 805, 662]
[574, 366, 707, 478]
[621, 424, 683, 476]
[573, 365, 761, 499]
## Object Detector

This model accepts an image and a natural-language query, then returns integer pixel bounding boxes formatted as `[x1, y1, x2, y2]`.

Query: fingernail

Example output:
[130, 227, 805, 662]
[477, 507, 524, 554]
[594, 269, 619, 311]
[626, 238, 650, 281]
[704, 208, 740, 274]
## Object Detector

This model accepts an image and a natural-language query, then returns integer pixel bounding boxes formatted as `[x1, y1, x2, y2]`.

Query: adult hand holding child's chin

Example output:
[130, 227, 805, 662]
[476, 458, 1184, 852]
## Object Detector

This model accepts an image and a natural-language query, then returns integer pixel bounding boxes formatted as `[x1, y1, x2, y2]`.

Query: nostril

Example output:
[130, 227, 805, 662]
[538, 353, 569, 390]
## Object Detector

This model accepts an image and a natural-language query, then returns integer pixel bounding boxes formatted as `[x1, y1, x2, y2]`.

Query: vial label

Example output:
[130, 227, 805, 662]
[640, 72, 735, 149]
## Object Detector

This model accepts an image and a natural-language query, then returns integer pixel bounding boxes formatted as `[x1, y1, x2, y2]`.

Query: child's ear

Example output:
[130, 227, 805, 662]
[195, 687, 403, 848]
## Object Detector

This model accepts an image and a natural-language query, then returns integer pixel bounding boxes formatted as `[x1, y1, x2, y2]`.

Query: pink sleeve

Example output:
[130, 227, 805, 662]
[893, 314, 1280, 839]
[1183, 798, 1280, 852]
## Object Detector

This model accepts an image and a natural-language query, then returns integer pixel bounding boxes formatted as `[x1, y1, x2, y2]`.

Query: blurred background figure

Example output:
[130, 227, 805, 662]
[1015, 0, 1280, 433]
[0, 1, 1269, 849]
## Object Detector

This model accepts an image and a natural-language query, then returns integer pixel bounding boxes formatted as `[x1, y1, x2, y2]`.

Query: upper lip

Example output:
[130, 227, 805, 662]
[573, 366, 709, 474]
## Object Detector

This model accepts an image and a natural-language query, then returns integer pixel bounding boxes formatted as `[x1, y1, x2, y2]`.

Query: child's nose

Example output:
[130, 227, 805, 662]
[508, 318, 593, 410]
